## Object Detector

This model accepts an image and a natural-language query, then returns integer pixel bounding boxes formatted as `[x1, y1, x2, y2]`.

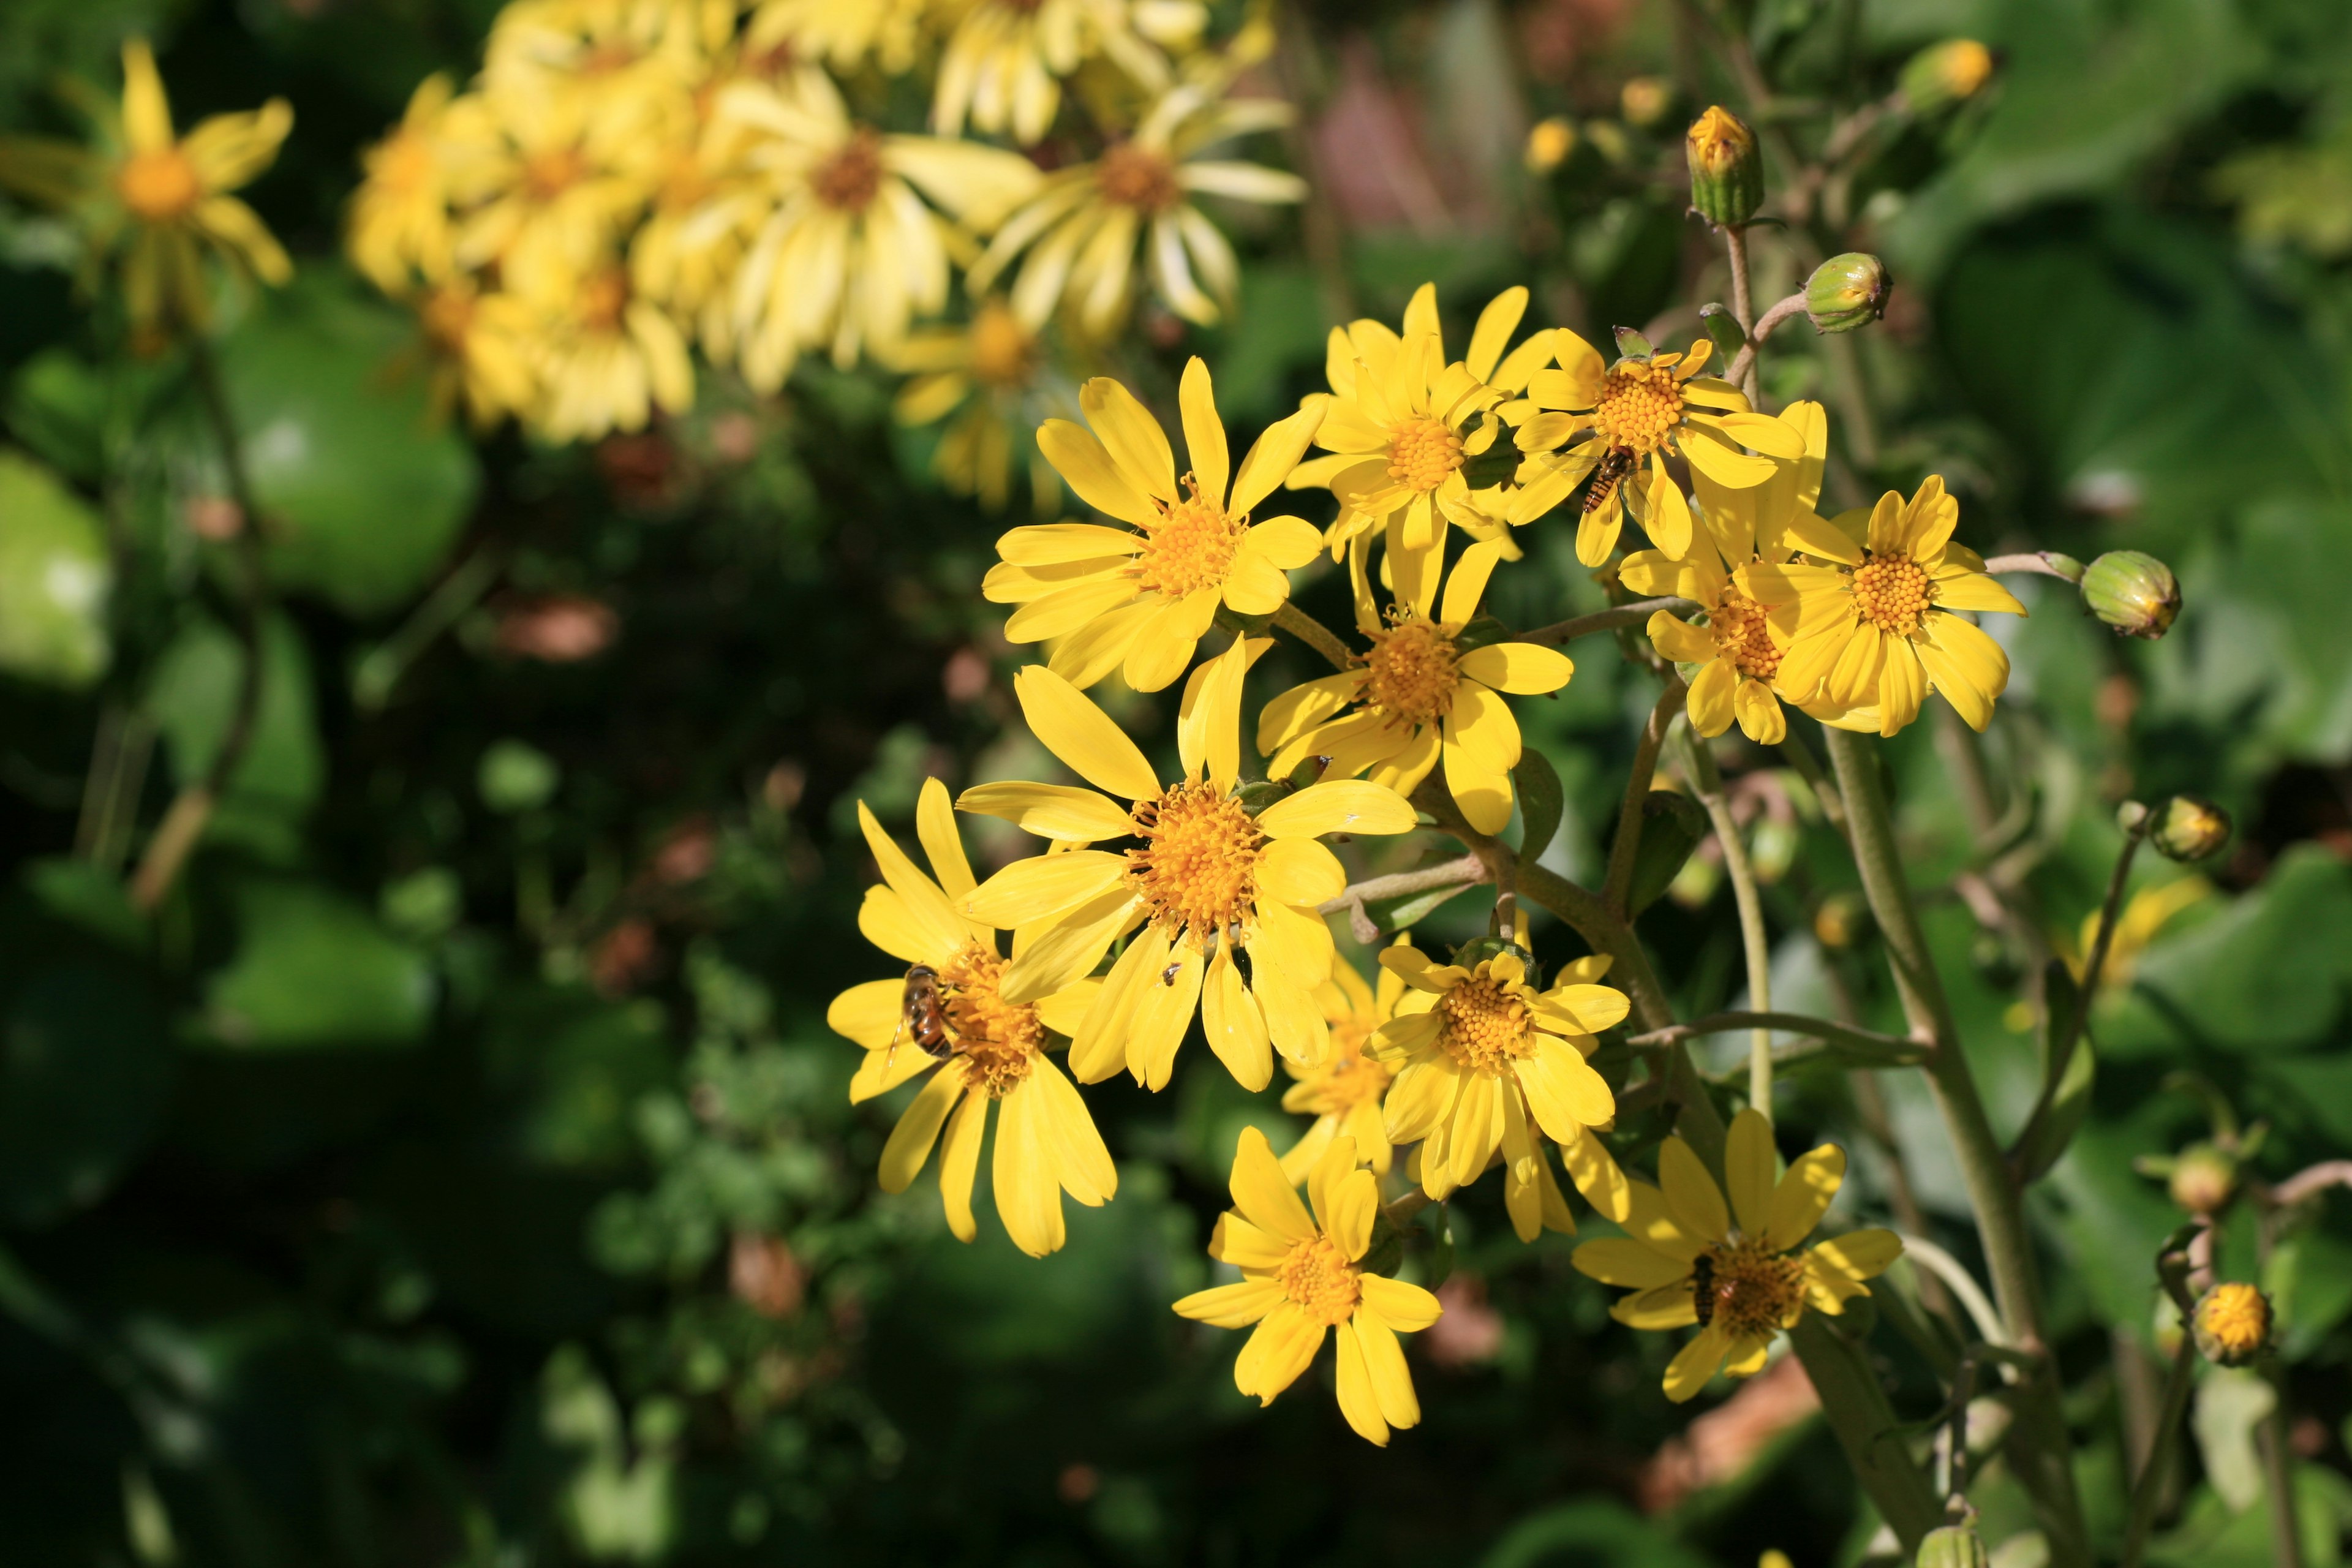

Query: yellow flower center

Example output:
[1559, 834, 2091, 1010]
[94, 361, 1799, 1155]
[1438, 974, 1534, 1075]
[1589, 361, 1684, 456]
[420, 285, 476, 353]
[116, 147, 202, 222]
[935, 943, 1041, 1099]
[1360, 614, 1461, 728]
[1278, 1234, 1362, 1326]
[2197, 1283, 2271, 1359]
[968, 301, 1034, 388]
[1386, 416, 1464, 492]
[1298, 1038, 1392, 1113]
[813, 129, 885, 212]
[370, 132, 435, 195]
[524, 145, 588, 201]
[1096, 141, 1180, 214]
[578, 268, 630, 333]
[1709, 587, 1781, 679]
[1130, 475, 1244, 598]
[1127, 780, 1264, 942]
[1849, 551, 1931, 636]
[1696, 1237, 1806, 1338]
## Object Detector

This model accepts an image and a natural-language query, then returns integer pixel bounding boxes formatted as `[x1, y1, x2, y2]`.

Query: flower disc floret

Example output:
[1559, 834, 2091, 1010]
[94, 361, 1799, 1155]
[1589, 361, 1687, 456]
[1131, 477, 1248, 598]
[117, 148, 202, 219]
[1128, 780, 1263, 941]
[1697, 1237, 1807, 1337]
[1279, 1234, 1364, 1325]
[1360, 616, 1461, 728]
[935, 944, 1042, 1098]
[812, 128, 885, 211]
[1438, 975, 1533, 1073]
[1387, 417, 1465, 492]
[1096, 141, 1181, 213]
[1850, 551, 1931, 635]
[1711, 588, 1784, 679]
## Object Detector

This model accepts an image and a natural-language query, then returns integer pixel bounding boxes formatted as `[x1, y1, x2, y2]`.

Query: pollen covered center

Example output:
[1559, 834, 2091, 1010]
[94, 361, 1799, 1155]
[1301, 1042, 1392, 1112]
[118, 147, 203, 221]
[1709, 588, 1782, 679]
[1097, 141, 1180, 213]
[1438, 974, 1534, 1074]
[1128, 780, 1264, 941]
[937, 943, 1041, 1098]
[522, 144, 589, 201]
[1278, 1234, 1363, 1325]
[1850, 552, 1932, 636]
[1589, 362, 1685, 456]
[1698, 1238, 1806, 1338]
[1131, 475, 1245, 598]
[578, 268, 630, 333]
[1386, 416, 1464, 492]
[2198, 1283, 2271, 1358]
[813, 129, 886, 211]
[968, 302, 1034, 387]
[1360, 615, 1461, 728]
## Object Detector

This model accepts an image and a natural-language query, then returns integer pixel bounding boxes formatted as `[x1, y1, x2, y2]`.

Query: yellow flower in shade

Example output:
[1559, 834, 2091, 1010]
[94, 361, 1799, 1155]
[507, 249, 693, 442]
[746, 0, 930, 77]
[1510, 333, 1800, 567]
[0, 40, 292, 334]
[933, 0, 1204, 146]
[1173, 1128, 1442, 1446]
[1256, 538, 1575, 834]
[1283, 284, 1556, 607]
[957, 638, 1421, 1090]
[349, 74, 461, 293]
[409, 277, 538, 429]
[968, 82, 1303, 335]
[717, 70, 1041, 389]
[1772, 477, 2025, 736]
[1570, 1108, 1902, 1402]
[2064, 876, 2211, 993]
[827, 779, 1115, 1257]
[890, 300, 1073, 514]
[445, 74, 658, 282]
[1279, 949, 1406, 1182]
[985, 358, 1324, 692]
[1373, 937, 1625, 1238]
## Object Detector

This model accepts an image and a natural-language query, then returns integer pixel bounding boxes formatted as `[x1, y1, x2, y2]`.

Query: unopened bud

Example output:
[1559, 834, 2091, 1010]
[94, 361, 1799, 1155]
[1915, 1518, 1990, 1568]
[1686, 105, 1763, 228]
[1900, 40, 1996, 115]
[1813, 891, 1869, 949]
[1526, 116, 1577, 174]
[2168, 1142, 2239, 1215]
[1450, 935, 1539, 987]
[2149, 795, 2231, 862]
[1232, 778, 1294, 816]
[2192, 1282, 2274, 1367]
[1804, 253, 1891, 333]
[1621, 77, 1673, 127]
[2081, 551, 2180, 639]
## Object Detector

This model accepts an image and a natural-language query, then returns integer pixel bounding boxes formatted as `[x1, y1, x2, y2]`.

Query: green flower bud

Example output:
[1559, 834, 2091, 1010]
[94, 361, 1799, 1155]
[2167, 1142, 2239, 1216]
[1900, 40, 1996, 115]
[2149, 795, 2231, 863]
[1449, 935, 1539, 986]
[2192, 1282, 2274, 1367]
[1232, 778, 1294, 816]
[2081, 550, 2180, 639]
[1686, 105, 1763, 228]
[1916, 1519, 1991, 1568]
[1804, 253, 1891, 333]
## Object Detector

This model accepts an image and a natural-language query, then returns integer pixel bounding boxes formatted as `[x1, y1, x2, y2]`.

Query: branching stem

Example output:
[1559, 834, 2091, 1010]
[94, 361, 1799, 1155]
[1520, 598, 1697, 647]
[1272, 601, 1354, 672]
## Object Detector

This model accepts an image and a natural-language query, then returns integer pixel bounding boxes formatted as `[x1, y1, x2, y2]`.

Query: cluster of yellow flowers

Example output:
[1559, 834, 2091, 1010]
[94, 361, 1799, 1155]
[342, 0, 1302, 478]
[833, 278, 1994, 1434]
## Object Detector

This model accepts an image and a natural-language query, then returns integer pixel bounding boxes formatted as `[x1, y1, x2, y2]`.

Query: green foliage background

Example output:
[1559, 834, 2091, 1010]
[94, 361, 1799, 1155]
[2, 0, 2351, 1563]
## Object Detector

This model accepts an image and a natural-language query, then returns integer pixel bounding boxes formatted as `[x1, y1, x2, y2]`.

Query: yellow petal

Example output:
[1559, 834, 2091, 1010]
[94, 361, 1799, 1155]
[856, 886, 931, 965]
[1662, 1324, 1730, 1403]
[1036, 418, 1158, 528]
[1764, 1144, 1846, 1250]
[1457, 642, 1573, 695]
[1258, 837, 1345, 906]
[1808, 1227, 1902, 1283]
[1645, 464, 1694, 558]
[1232, 402, 1327, 516]
[1200, 945, 1273, 1091]
[1572, 1237, 1691, 1288]
[1733, 678, 1787, 745]
[1253, 962, 1331, 1067]
[1233, 1302, 1322, 1403]
[1687, 657, 1738, 737]
[1560, 1125, 1630, 1222]
[963, 850, 1128, 929]
[956, 781, 1133, 842]
[1928, 572, 2026, 616]
[1128, 937, 1206, 1090]
[937, 1088, 987, 1242]
[1724, 1107, 1777, 1237]
[1444, 682, 1520, 772]
[1513, 1033, 1614, 1140]
[1614, 1281, 1702, 1329]
[1713, 410, 1806, 459]
[858, 801, 967, 957]
[1439, 536, 1507, 624]
[1081, 375, 1177, 503]
[1013, 665, 1161, 801]
[119, 39, 175, 154]
[1174, 1277, 1284, 1327]
[914, 777, 977, 910]
[1255, 778, 1418, 838]
[1177, 356, 1229, 508]
[1441, 720, 1513, 835]
[1359, 1273, 1442, 1332]
[1004, 575, 1141, 643]
[1332, 1319, 1390, 1445]
[1229, 1125, 1314, 1242]
[1000, 887, 1137, 1005]
[995, 521, 1144, 564]
[1659, 1136, 1731, 1243]
[878, 1066, 967, 1192]
[829, 978, 903, 1055]
[1464, 285, 1528, 381]
[1177, 633, 1255, 790]
[993, 1072, 1067, 1257]
[1069, 924, 1164, 1082]
[1677, 423, 1777, 488]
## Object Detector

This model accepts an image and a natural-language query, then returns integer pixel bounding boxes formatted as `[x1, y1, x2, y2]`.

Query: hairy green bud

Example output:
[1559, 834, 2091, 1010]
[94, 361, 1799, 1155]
[1685, 106, 1762, 227]
[2149, 795, 2231, 863]
[2081, 550, 2180, 639]
[1804, 253, 1891, 333]
[1900, 40, 1996, 115]
[2193, 1283, 2274, 1367]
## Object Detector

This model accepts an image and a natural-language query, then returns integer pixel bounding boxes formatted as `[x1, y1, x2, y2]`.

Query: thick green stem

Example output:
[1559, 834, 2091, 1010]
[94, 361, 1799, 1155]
[1272, 601, 1354, 672]
[1823, 725, 2089, 1566]
[1789, 1314, 1945, 1552]
[2120, 1336, 2197, 1568]
[1603, 680, 1684, 920]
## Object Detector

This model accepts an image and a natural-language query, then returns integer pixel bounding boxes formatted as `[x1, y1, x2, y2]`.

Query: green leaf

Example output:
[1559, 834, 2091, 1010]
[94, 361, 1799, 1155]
[145, 612, 322, 857]
[1626, 790, 1710, 915]
[1513, 750, 1564, 862]
[204, 877, 435, 1050]
[0, 449, 109, 688]
[1481, 1499, 1713, 1568]
[2190, 1367, 2274, 1514]
[0, 961, 171, 1225]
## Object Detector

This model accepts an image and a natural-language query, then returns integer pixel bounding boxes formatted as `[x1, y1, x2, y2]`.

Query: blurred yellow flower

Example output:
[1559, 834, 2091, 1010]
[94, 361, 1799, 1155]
[1257, 538, 1573, 834]
[933, 0, 1204, 146]
[446, 74, 658, 281]
[1572, 1108, 1901, 1402]
[508, 249, 693, 442]
[1773, 477, 2024, 736]
[349, 74, 462, 293]
[747, 0, 930, 77]
[1280, 951, 1406, 1181]
[985, 358, 1324, 690]
[829, 780, 1115, 1258]
[1173, 1128, 1442, 1446]
[2064, 876, 2212, 992]
[968, 82, 1301, 335]
[891, 300, 1072, 513]
[956, 639, 1420, 1090]
[410, 277, 538, 429]
[1524, 116, 1577, 173]
[0, 39, 292, 334]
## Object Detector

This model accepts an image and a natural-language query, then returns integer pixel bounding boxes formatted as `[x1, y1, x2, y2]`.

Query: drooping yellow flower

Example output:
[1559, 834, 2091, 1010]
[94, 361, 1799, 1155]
[1773, 477, 2025, 736]
[957, 638, 1420, 1090]
[1373, 938, 1624, 1238]
[1280, 949, 1405, 1181]
[1284, 284, 1554, 605]
[746, 0, 930, 77]
[1173, 1128, 1442, 1446]
[933, 0, 1204, 146]
[1512, 333, 1797, 566]
[349, 74, 462, 293]
[986, 358, 1324, 691]
[0, 40, 292, 334]
[718, 70, 1041, 389]
[889, 300, 1072, 514]
[1571, 1109, 1901, 1402]
[1256, 538, 1574, 834]
[968, 82, 1302, 336]
[507, 249, 693, 442]
[828, 779, 1115, 1258]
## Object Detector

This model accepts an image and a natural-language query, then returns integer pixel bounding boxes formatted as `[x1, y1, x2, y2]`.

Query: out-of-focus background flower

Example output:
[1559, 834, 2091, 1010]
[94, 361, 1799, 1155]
[0, 0, 2350, 1562]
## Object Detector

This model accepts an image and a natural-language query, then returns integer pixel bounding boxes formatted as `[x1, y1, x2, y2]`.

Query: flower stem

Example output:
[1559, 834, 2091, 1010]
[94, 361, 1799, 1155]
[1788, 1314, 1945, 1551]
[1679, 728, 1773, 1114]
[1520, 598, 1697, 647]
[1602, 680, 1685, 920]
[1272, 601, 1353, 672]
[1724, 225, 1760, 403]
[1627, 1011, 1920, 1065]
[2119, 1335, 2197, 1568]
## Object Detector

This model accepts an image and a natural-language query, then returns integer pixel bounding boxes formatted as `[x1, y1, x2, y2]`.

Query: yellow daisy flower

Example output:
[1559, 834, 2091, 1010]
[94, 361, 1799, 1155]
[1255, 537, 1574, 835]
[1773, 477, 2026, 736]
[1570, 1108, 1902, 1402]
[889, 300, 1072, 514]
[957, 638, 1421, 1090]
[717, 70, 1041, 390]
[1173, 1128, 1442, 1446]
[985, 358, 1325, 692]
[1511, 331, 1801, 566]
[1283, 283, 1556, 601]
[446, 72, 658, 281]
[827, 779, 1115, 1258]
[967, 81, 1303, 336]
[507, 249, 693, 442]
[410, 277, 538, 429]
[481, 0, 707, 131]
[1279, 949, 1406, 1182]
[933, 0, 1205, 146]
[349, 74, 462, 293]
[746, 0, 930, 77]
[1373, 938, 1625, 1238]
[0, 39, 292, 335]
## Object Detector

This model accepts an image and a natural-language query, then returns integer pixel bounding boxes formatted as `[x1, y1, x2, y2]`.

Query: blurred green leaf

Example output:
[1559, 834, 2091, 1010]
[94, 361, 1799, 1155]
[484, 987, 669, 1170]
[0, 961, 170, 1224]
[2190, 1367, 2274, 1514]
[1480, 1498, 1713, 1568]
[480, 738, 560, 814]
[1514, 749, 1564, 862]
[145, 612, 323, 856]
[0, 449, 108, 687]
[205, 877, 435, 1050]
